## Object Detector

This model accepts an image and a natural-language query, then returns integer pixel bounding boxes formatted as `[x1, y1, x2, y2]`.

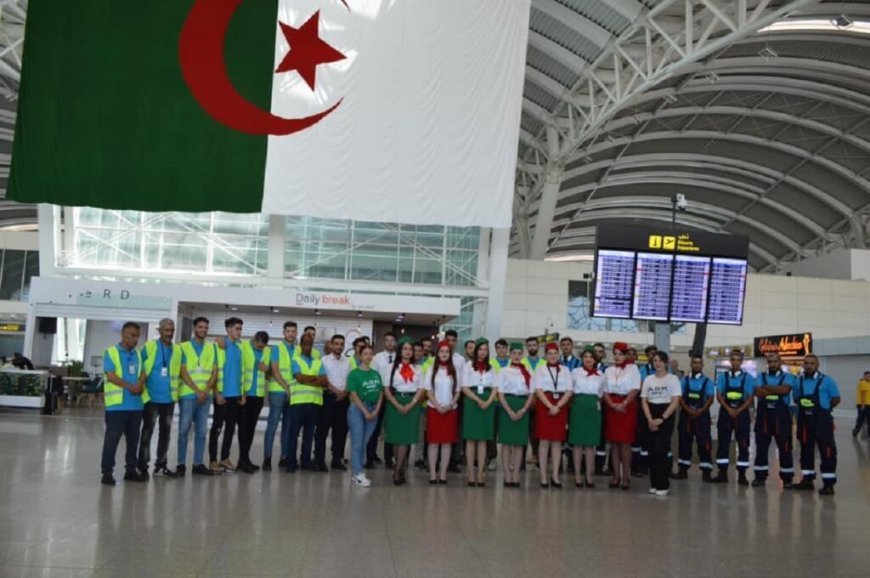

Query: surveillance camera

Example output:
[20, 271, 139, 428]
[674, 194, 688, 211]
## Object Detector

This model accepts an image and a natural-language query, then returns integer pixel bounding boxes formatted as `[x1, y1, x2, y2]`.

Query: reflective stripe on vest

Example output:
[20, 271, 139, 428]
[797, 374, 825, 413]
[105, 346, 142, 408]
[141, 341, 181, 403]
[179, 341, 216, 396]
[241, 341, 270, 398]
[761, 372, 787, 404]
[723, 373, 745, 407]
[215, 347, 227, 392]
[290, 355, 324, 406]
[683, 376, 710, 407]
[269, 342, 297, 393]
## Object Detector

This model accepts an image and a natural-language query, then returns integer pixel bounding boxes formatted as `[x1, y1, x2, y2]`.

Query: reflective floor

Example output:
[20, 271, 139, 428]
[1, 409, 869, 577]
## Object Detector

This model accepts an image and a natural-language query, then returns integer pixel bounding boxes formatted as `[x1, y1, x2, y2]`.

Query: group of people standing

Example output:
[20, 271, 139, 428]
[99, 319, 842, 496]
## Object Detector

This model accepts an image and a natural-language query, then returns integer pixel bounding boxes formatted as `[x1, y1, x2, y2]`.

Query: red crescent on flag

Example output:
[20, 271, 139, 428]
[179, 0, 346, 136]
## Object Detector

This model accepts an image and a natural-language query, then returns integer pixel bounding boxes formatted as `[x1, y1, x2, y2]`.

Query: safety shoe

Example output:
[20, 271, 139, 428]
[792, 478, 815, 491]
[124, 471, 148, 483]
[262, 458, 272, 472]
[192, 464, 217, 476]
[220, 459, 237, 473]
[101, 473, 116, 486]
[670, 469, 688, 480]
[702, 470, 712, 482]
[175, 465, 186, 477]
[819, 485, 835, 496]
[751, 478, 766, 487]
[737, 474, 749, 486]
[711, 473, 728, 484]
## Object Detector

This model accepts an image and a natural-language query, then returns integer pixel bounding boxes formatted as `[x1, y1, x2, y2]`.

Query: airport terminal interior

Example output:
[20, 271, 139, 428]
[0, 1, 870, 576]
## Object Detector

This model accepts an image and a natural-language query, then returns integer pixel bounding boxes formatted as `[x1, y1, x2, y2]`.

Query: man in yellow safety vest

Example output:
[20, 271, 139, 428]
[176, 316, 218, 476]
[287, 334, 328, 472]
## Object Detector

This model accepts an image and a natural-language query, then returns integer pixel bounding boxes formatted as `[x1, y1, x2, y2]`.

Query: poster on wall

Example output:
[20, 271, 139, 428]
[753, 333, 812, 358]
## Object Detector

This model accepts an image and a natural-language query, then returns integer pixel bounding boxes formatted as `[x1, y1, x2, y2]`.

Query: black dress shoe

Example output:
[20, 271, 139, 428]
[751, 478, 766, 487]
[124, 471, 148, 483]
[429, 479, 438, 485]
[240, 463, 256, 474]
[585, 482, 595, 489]
[476, 482, 486, 488]
[174, 465, 186, 477]
[101, 474, 116, 486]
[278, 457, 288, 468]
[792, 478, 814, 491]
[317, 463, 329, 473]
[819, 485, 835, 496]
[262, 458, 272, 472]
[331, 462, 348, 471]
[438, 479, 448, 485]
[192, 464, 216, 476]
[540, 482, 549, 488]
[550, 479, 562, 489]
[286, 464, 298, 473]
[712, 473, 728, 484]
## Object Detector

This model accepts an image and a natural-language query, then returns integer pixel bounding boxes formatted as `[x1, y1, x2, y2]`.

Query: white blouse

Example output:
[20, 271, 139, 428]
[603, 364, 641, 396]
[462, 364, 495, 395]
[533, 364, 572, 394]
[496, 366, 532, 396]
[384, 363, 421, 394]
[570, 369, 605, 397]
[423, 366, 458, 407]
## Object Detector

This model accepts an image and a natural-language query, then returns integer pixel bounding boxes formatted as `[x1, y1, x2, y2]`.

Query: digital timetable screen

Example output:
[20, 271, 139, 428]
[591, 225, 750, 325]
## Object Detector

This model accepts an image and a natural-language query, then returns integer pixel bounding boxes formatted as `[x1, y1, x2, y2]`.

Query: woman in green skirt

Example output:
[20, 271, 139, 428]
[383, 336, 424, 485]
[496, 343, 535, 488]
[461, 338, 497, 487]
[569, 346, 605, 488]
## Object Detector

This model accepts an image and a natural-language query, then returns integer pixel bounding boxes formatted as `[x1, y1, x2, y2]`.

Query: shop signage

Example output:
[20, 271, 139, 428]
[753, 333, 812, 358]
[75, 288, 172, 310]
[0, 324, 23, 331]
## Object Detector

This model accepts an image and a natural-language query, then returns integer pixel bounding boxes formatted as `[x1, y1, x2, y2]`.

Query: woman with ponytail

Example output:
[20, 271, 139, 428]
[534, 342, 573, 488]
[461, 338, 497, 487]
[423, 341, 460, 484]
[383, 336, 424, 486]
[603, 342, 641, 490]
[569, 346, 605, 488]
[496, 342, 536, 488]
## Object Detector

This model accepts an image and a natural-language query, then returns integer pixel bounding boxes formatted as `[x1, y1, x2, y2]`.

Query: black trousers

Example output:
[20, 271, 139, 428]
[648, 404, 675, 491]
[754, 405, 794, 481]
[238, 396, 264, 465]
[101, 410, 142, 475]
[595, 408, 608, 470]
[366, 404, 392, 464]
[677, 411, 712, 471]
[854, 406, 870, 435]
[137, 401, 174, 471]
[798, 410, 837, 485]
[209, 397, 241, 462]
[315, 392, 349, 465]
[631, 402, 649, 472]
[716, 409, 750, 473]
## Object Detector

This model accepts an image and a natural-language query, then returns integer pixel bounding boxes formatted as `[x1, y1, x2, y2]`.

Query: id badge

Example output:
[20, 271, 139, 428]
[553, 392, 561, 400]
[477, 385, 484, 396]
[160, 367, 168, 377]
[194, 367, 205, 375]
[128, 365, 136, 375]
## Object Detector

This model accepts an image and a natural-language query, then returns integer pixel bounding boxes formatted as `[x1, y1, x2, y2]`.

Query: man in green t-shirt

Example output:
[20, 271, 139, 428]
[346, 344, 383, 487]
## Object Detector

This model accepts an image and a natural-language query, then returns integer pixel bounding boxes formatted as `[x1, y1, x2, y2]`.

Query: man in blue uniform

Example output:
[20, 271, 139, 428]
[752, 352, 795, 488]
[792, 354, 841, 495]
[137, 318, 179, 479]
[674, 354, 714, 482]
[559, 337, 580, 371]
[713, 349, 756, 485]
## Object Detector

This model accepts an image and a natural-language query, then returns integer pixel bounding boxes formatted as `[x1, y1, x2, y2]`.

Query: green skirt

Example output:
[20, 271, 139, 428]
[568, 394, 601, 446]
[498, 394, 531, 446]
[385, 392, 420, 445]
[463, 389, 496, 441]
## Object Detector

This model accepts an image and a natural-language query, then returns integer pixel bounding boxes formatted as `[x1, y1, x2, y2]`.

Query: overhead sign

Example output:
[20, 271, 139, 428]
[754, 333, 812, 358]
[596, 224, 750, 259]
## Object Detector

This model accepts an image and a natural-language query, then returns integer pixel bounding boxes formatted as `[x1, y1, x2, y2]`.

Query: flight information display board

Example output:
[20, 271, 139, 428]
[590, 225, 750, 325]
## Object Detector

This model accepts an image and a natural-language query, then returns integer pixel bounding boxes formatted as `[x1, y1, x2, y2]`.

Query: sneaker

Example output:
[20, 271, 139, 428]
[648, 488, 657, 494]
[819, 485, 835, 496]
[154, 467, 178, 478]
[262, 458, 272, 472]
[124, 471, 148, 483]
[101, 473, 116, 486]
[192, 464, 217, 476]
[331, 462, 348, 472]
[487, 459, 497, 471]
[175, 465, 186, 477]
[352, 473, 372, 487]
[220, 459, 237, 473]
[655, 489, 670, 496]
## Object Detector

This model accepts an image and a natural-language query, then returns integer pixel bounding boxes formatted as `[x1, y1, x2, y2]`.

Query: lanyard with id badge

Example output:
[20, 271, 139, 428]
[159, 344, 170, 377]
[477, 371, 488, 396]
[548, 366, 562, 400]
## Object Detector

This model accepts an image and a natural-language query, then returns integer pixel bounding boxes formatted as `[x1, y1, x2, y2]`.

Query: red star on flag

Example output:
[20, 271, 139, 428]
[276, 11, 346, 91]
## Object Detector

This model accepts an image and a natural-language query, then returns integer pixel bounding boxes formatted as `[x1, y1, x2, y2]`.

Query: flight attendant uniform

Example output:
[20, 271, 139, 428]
[496, 363, 533, 447]
[603, 363, 641, 443]
[533, 362, 572, 442]
[794, 372, 840, 493]
[462, 362, 497, 441]
[569, 366, 604, 447]
[676, 372, 714, 478]
[423, 365, 459, 444]
[384, 362, 422, 446]
[753, 370, 796, 486]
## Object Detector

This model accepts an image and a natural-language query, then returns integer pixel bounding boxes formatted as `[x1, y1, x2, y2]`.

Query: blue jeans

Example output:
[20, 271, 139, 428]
[101, 410, 143, 475]
[348, 402, 378, 475]
[264, 392, 291, 460]
[177, 396, 210, 466]
[287, 403, 321, 469]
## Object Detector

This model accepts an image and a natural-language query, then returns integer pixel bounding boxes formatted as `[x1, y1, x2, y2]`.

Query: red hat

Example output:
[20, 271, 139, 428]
[437, 340, 451, 351]
[612, 342, 629, 353]
[545, 342, 559, 352]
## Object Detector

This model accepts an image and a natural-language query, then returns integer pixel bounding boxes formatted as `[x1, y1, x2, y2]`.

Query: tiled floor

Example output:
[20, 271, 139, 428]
[1, 409, 868, 577]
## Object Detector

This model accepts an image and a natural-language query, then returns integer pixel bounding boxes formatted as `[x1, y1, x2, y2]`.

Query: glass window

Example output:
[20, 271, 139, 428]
[21, 251, 39, 300]
[0, 250, 25, 300]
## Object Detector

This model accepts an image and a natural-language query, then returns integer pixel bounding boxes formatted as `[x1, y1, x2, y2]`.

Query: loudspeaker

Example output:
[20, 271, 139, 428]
[38, 317, 58, 334]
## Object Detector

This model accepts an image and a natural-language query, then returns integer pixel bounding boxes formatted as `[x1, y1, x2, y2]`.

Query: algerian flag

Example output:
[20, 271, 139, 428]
[9, 0, 530, 228]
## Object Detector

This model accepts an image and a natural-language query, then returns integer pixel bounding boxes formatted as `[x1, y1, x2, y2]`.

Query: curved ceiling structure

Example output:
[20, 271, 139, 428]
[2, 0, 870, 268]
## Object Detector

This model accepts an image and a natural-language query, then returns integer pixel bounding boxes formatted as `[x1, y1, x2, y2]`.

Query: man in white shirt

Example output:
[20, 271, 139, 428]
[368, 332, 398, 468]
[315, 334, 350, 471]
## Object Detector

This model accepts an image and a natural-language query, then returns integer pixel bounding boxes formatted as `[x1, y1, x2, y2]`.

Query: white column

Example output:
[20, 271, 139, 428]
[37, 204, 57, 277]
[471, 228, 491, 337]
[484, 227, 510, 340]
[530, 126, 563, 260]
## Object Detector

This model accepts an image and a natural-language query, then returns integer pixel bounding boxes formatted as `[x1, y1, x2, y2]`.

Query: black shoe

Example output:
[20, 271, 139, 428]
[819, 485, 835, 496]
[192, 464, 216, 476]
[438, 479, 448, 485]
[782, 481, 794, 490]
[712, 473, 728, 484]
[249, 462, 261, 471]
[738, 475, 749, 487]
[278, 457, 288, 468]
[331, 462, 348, 471]
[154, 466, 178, 478]
[550, 479, 562, 489]
[372, 456, 383, 465]
[702, 470, 712, 482]
[262, 458, 272, 472]
[239, 463, 256, 474]
[101, 473, 116, 486]
[286, 464, 298, 473]
[316, 463, 329, 473]
[751, 478, 766, 487]
[301, 464, 319, 472]
[364, 461, 375, 470]
[124, 471, 148, 483]
[175, 465, 186, 477]
[137, 469, 150, 481]
[671, 470, 688, 480]
[429, 479, 438, 485]
[414, 459, 426, 470]
[853, 428, 860, 438]
[794, 478, 815, 490]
